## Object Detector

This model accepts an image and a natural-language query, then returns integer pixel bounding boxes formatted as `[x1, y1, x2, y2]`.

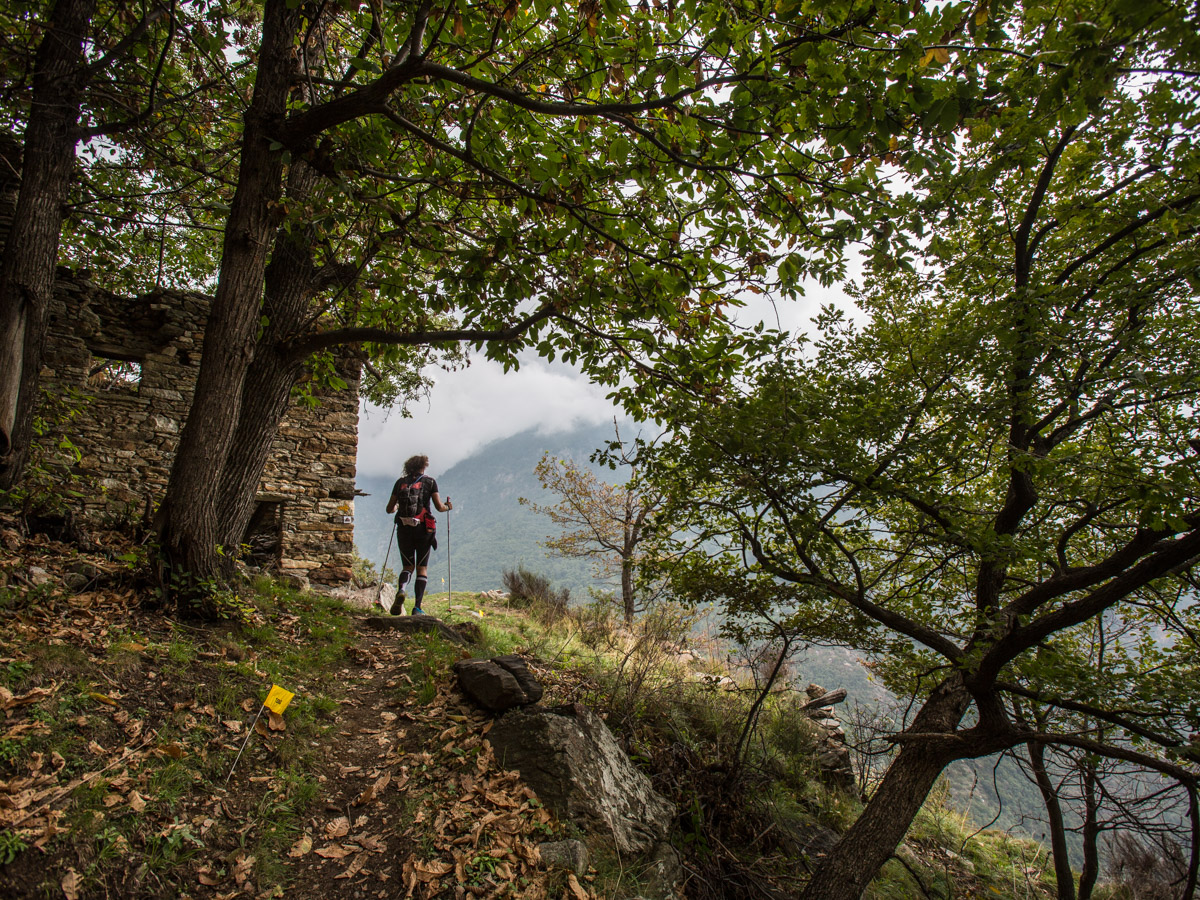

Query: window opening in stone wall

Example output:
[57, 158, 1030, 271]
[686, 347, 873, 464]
[242, 500, 284, 570]
[88, 353, 142, 392]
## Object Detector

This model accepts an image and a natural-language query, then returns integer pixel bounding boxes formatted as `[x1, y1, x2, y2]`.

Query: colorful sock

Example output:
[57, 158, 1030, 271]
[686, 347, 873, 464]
[414, 576, 428, 605]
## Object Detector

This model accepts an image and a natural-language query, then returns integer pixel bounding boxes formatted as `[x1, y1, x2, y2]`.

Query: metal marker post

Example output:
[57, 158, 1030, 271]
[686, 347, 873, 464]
[225, 704, 266, 786]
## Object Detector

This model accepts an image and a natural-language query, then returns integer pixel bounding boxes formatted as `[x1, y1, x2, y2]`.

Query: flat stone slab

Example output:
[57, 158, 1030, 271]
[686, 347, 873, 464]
[363, 614, 468, 645]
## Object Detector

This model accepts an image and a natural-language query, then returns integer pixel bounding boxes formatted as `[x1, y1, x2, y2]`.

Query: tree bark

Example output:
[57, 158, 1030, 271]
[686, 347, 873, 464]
[0, 0, 96, 488]
[1027, 738, 1076, 900]
[1077, 760, 1100, 900]
[215, 162, 321, 549]
[621, 554, 635, 624]
[798, 676, 972, 900]
[156, 0, 301, 597]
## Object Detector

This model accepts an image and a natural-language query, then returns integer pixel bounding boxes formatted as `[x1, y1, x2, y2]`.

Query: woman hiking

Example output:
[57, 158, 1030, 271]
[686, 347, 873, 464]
[385, 454, 452, 615]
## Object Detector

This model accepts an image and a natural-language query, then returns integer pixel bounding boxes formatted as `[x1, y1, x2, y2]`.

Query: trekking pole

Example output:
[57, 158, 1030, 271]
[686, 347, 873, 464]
[445, 499, 451, 603]
[376, 520, 396, 612]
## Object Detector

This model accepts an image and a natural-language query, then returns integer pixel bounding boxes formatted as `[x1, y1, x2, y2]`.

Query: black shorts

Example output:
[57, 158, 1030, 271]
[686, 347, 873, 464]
[395, 524, 436, 569]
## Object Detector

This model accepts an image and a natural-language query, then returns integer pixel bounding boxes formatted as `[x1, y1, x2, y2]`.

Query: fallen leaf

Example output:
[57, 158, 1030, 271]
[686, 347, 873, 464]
[128, 790, 147, 812]
[88, 692, 118, 708]
[158, 742, 187, 759]
[315, 844, 353, 860]
[223, 720, 243, 733]
[267, 711, 285, 732]
[233, 854, 256, 889]
[62, 868, 81, 900]
[567, 873, 590, 900]
[324, 816, 350, 839]
[254, 718, 270, 738]
[288, 834, 312, 857]
[334, 852, 368, 880]
[413, 858, 454, 881]
[198, 869, 219, 886]
[354, 772, 390, 807]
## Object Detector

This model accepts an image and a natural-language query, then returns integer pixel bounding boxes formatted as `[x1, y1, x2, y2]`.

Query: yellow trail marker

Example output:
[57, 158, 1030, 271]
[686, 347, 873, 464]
[265, 685, 294, 715]
[227, 684, 296, 784]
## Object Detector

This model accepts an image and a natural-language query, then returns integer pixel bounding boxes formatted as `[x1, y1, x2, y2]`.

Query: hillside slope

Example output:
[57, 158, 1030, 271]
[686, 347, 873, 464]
[0, 523, 1070, 900]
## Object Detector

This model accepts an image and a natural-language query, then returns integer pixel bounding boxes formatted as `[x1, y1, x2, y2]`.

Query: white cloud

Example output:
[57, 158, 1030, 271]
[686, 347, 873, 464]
[356, 352, 619, 478]
[355, 275, 855, 480]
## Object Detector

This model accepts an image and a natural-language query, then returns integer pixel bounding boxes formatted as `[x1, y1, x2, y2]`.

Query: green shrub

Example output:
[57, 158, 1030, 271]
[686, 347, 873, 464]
[501, 566, 569, 622]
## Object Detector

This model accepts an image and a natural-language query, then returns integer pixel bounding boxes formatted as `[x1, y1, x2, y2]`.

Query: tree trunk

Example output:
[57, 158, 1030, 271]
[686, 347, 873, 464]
[1077, 760, 1099, 900]
[621, 554, 635, 624]
[1028, 738, 1076, 900]
[156, 0, 301, 599]
[799, 676, 972, 900]
[0, 0, 96, 488]
[215, 162, 320, 549]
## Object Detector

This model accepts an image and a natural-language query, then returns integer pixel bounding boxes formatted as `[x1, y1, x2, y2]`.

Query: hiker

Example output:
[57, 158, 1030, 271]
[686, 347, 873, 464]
[385, 454, 452, 615]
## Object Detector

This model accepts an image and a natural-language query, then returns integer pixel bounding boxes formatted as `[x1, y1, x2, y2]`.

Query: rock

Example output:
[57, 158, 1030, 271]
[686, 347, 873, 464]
[815, 741, 855, 793]
[62, 571, 90, 593]
[449, 620, 483, 644]
[364, 613, 467, 645]
[800, 688, 847, 710]
[454, 656, 544, 712]
[489, 704, 675, 855]
[779, 821, 840, 868]
[28, 567, 52, 586]
[639, 842, 684, 900]
[537, 840, 590, 875]
[278, 574, 310, 591]
[328, 582, 394, 612]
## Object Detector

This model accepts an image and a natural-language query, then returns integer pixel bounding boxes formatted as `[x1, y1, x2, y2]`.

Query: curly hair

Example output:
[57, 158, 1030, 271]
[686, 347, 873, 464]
[403, 455, 429, 477]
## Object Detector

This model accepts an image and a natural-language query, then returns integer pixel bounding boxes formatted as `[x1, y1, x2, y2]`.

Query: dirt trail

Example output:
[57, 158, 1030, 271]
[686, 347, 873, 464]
[226, 622, 566, 900]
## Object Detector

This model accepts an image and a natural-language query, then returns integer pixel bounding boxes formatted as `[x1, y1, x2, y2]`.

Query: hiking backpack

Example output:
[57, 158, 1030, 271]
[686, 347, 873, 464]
[394, 476, 435, 531]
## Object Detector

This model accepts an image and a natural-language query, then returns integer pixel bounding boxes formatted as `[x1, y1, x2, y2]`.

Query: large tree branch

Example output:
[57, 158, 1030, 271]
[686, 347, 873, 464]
[1003, 519, 1194, 621]
[1014, 125, 1078, 287]
[277, 55, 749, 146]
[974, 526, 1200, 685]
[891, 723, 1198, 785]
[741, 527, 966, 663]
[996, 681, 1193, 755]
[280, 300, 559, 360]
[1053, 191, 1200, 286]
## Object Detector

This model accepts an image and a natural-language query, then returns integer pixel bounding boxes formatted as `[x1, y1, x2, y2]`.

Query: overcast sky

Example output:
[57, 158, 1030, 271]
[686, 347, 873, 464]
[355, 279, 855, 481]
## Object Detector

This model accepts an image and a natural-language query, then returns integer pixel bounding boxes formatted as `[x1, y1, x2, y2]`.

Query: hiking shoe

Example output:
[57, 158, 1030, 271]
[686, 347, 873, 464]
[390, 592, 406, 616]
[411, 607, 424, 616]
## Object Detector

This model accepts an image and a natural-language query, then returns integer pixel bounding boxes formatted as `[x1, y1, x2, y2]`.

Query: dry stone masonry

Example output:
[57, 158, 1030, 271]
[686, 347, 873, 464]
[37, 271, 361, 587]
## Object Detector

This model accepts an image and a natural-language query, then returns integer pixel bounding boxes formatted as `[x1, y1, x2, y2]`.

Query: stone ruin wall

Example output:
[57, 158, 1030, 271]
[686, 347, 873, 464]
[38, 272, 360, 587]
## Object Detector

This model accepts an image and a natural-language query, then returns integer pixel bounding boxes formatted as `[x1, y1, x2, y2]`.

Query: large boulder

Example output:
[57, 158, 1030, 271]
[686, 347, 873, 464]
[328, 581, 394, 611]
[488, 704, 675, 855]
[454, 655, 543, 711]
